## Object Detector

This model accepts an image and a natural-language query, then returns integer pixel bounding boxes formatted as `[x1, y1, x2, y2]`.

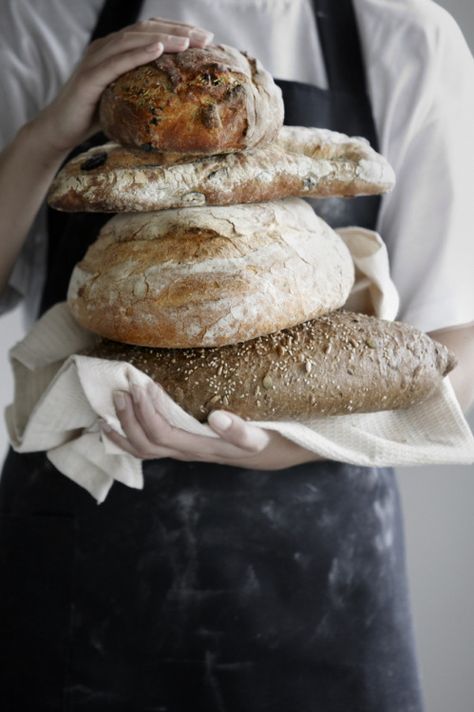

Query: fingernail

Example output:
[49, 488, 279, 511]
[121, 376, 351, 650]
[190, 29, 214, 43]
[167, 36, 189, 49]
[209, 411, 232, 430]
[145, 41, 164, 53]
[113, 391, 126, 410]
[131, 383, 142, 404]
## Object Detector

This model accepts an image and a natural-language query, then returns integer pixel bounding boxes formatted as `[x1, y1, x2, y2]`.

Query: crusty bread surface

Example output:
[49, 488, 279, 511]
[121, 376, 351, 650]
[48, 126, 395, 213]
[67, 199, 354, 347]
[83, 311, 456, 421]
[99, 44, 284, 154]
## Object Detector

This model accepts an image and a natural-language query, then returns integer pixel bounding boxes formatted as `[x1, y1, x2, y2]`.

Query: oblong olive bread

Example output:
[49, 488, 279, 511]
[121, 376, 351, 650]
[48, 126, 395, 213]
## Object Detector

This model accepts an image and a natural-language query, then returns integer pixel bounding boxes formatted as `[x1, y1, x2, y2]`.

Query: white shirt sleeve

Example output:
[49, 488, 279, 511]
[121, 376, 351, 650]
[358, 0, 474, 333]
[0, 0, 101, 322]
[0, 3, 47, 318]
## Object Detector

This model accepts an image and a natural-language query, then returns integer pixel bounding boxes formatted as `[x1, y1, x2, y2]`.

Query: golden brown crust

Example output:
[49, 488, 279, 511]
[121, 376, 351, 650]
[66, 200, 355, 348]
[99, 44, 284, 154]
[83, 312, 456, 421]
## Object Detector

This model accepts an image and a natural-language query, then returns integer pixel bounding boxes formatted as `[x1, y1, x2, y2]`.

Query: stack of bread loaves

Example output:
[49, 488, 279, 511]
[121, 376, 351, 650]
[48, 45, 455, 421]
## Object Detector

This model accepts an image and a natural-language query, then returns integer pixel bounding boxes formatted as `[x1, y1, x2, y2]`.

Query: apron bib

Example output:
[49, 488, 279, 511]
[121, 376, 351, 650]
[0, 2, 423, 710]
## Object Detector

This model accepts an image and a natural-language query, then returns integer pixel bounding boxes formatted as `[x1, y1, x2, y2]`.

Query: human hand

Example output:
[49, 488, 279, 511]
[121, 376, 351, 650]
[31, 17, 214, 155]
[101, 382, 323, 470]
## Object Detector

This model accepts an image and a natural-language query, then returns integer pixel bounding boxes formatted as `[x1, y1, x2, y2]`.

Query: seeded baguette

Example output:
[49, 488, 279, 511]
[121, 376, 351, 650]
[48, 126, 395, 213]
[99, 44, 284, 154]
[83, 312, 456, 421]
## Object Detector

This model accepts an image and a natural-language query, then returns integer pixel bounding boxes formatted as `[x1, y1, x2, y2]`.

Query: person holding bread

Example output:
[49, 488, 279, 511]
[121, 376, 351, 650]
[0, 1, 473, 710]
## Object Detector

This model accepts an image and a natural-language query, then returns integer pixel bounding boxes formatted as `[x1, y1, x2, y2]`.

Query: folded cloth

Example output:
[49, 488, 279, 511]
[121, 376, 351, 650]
[5, 229, 474, 503]
[338, 226, 400, 319]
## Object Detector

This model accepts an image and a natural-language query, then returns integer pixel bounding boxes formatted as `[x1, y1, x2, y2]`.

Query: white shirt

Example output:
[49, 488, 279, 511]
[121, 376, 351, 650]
[1, 0, 473, 333]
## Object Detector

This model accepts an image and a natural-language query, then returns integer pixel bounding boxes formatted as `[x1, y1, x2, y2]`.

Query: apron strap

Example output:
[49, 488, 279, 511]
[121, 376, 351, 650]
[312, 0, 369, 96]
[91, 0, 145, 42]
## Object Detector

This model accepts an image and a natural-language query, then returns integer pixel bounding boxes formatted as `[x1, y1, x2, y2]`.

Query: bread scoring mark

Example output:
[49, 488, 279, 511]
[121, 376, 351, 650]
[199, 103, 221, 129]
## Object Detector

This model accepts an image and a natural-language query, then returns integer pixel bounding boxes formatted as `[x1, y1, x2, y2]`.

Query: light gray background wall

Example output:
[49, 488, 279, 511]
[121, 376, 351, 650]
[0, 2, 472, 711]
[396, 2, 474, 711]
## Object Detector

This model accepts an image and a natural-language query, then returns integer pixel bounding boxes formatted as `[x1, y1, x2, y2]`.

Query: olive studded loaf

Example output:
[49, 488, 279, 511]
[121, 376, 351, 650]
[84, 312, 456, 422]
[48, 126, 395, 213]
[99, 44, 284, 154]
[67, 199, 354, 348]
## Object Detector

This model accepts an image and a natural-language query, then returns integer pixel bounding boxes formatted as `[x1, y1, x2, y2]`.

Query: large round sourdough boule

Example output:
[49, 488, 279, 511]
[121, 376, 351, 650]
[67, 199, 355, 348]
[83, 312, 456, 421]
[99, 44, 284, 154]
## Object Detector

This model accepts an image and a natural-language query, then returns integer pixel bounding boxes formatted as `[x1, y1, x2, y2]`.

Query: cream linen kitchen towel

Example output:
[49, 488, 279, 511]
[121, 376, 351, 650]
[6, 228, 474, 503]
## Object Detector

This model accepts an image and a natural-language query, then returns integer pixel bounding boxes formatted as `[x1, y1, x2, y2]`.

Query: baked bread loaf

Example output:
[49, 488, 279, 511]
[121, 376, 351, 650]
[48, 126, 395, 213]
[83, 311, 456, 421]
[67, 199, 354, 348]
[99, 44, 284, 154]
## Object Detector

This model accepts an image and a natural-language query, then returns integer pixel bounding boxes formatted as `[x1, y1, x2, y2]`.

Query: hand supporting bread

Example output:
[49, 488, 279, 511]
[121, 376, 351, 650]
[105, 383, 324, 467]
[67, 199, 355, 347]
[86, 311, 456, 422]
[48, 126, 395, 213]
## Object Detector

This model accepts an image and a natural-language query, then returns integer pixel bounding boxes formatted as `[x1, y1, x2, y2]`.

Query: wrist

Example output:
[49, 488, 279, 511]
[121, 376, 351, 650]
[19, 114, 74, 167]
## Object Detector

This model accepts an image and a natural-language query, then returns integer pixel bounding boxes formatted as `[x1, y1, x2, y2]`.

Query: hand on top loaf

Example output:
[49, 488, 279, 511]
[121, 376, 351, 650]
[32, 17, 214, 154]
[101, 382, 323, 469]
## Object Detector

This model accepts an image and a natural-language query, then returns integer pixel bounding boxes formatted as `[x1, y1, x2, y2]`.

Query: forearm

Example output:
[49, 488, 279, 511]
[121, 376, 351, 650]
[0, 120, 69, 294]
[0, 18, 213, 298]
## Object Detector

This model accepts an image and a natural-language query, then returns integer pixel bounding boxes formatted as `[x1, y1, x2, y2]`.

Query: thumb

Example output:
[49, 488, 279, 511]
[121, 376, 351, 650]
[207, 410, 270, 453]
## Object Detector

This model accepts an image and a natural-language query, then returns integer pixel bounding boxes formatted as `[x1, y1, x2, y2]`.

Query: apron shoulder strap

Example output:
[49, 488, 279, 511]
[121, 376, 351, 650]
[312, 0, 368, 96]
[91, 0, 145, 42]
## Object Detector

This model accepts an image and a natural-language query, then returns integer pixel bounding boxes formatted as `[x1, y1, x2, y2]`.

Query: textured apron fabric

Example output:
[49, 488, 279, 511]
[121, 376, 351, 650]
[0, 1, 424, 710]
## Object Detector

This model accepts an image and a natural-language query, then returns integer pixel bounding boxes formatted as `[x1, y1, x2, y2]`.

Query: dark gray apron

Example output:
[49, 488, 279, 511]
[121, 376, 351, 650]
[0, 2, 424, 710]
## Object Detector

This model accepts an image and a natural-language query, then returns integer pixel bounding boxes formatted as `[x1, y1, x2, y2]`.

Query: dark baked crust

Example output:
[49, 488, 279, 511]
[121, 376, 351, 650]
[99, 44, 284, 154]
[83, 311, 456, 421]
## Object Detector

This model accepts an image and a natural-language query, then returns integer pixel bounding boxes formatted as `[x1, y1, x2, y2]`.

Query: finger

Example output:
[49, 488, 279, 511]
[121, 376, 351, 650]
[148, 18, 214, 46]
[86, 18, 210, 55]
[85, 21, 162, 55]
[85, 31, 188, 69]
[130, 383, 171, 445]
[86, 19, 187, 47]
[101, 422, 177, 460]
[112, 390, 158, 456]
[141, 384, 220, 454]
[144, 382, 254, 460]
[148, 16, 199, 29]
[207, 411, 271, 453]
[188, 31, 214, 48]
[128, 31, 190, 52]
[76, 42, 164, 98]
